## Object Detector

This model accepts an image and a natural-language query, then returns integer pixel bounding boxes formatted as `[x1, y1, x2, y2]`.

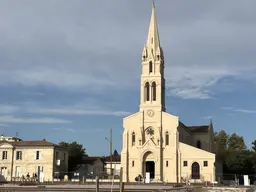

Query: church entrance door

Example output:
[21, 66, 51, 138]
[145, 161, 155, 179]
[191, 162, 200, 179]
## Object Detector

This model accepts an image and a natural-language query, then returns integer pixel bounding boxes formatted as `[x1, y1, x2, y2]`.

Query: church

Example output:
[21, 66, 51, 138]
[121, 3, 216, 183]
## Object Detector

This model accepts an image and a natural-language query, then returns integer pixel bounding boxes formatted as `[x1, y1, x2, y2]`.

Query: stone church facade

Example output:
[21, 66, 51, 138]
[121, 3, 216, 183]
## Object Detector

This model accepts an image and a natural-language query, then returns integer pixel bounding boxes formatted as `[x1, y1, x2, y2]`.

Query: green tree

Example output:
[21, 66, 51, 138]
[228, 133, 246, 152]
[252, 140, 256, 152]
[59, 141, 86, 171]
[214, 130, 228, 151]
[225, 150, 254, 174]
[214, 130, 229, 162]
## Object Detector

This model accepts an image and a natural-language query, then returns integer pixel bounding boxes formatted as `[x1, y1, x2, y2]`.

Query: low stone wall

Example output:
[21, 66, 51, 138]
[206, 187, 251, 192]
[85, 179, 119, 182]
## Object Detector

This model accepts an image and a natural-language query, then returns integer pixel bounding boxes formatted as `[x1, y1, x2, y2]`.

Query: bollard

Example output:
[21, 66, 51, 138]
[120, 182, 124, 192]
[119, 167, 124, 192]
[96, 176, 99, 192]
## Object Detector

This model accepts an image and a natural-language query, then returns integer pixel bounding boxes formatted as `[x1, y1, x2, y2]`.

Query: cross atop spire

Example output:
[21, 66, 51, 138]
[146, 2, 160, 53]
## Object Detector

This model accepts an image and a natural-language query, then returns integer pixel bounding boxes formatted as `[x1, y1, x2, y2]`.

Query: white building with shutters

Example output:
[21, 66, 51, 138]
[0, 139, 68, 182]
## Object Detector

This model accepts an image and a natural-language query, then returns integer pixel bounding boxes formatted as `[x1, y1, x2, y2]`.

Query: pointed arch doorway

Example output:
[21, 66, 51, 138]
[143, 151, 155, 179]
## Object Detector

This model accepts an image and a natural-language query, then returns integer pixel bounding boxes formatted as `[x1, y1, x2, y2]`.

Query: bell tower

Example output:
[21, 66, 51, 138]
[140, 2, 166, 112]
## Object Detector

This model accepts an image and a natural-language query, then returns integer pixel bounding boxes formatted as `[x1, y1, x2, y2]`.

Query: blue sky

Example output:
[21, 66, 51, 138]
[0, 0, 256, 155]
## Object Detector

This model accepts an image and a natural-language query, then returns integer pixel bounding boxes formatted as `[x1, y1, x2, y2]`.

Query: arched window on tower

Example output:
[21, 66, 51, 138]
[165, 131, 169, 146]
[197, 140, 201, 149]
[152, 82, 156, 101]
[132, 132, 135, 146]
[149, 61, 153, 73]
[145, 82, 150, 101]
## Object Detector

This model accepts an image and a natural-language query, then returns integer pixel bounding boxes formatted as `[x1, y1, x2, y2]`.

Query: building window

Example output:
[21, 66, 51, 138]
[2, 151, 7, 160]
[64, 153, 66, 161]
[204, 161, 208, 167]
[145, 82, 150, 101]
[165, 132, 169, 145]
[55, 151, 59, 161]
[132, 132, 135, 146]
[152, 82, 156, 101]
[151, 37, 153, 44]
[132, 161, 134, 167]
[16, 151, 22, 160]
[149, 61, 153, 73]
[197, 140, 201, 149]
[36, 151, 40, 160]
[166, 161, 168, 167]
[183, 161, 188, 167]
[15, 166, 21, 177]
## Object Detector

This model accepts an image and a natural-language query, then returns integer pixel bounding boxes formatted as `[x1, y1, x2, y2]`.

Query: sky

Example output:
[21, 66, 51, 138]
[0, 0, 256, 156]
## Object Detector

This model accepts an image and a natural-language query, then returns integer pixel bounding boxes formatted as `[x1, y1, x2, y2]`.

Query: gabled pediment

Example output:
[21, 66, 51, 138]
[142, 138, 157, 148]
[0, 142, 14, 149]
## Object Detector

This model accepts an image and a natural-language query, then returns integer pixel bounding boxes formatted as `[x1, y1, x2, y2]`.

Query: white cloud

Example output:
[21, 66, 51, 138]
[234, 109, 256, 114]
[0, 1, 256, 99]
[30, 108, 131, 117]
[166, 66, 238, 99]
[21, 91, 45, 96]
[0, 104, 19, 114]
[0, 100, 131, 117]
[222, 106, 234, 110]
[52, 127, 104, 133]
[52, 128, 76, 132]
[0, 123, 10, 127]
[0, 116, 70, 124]
[222, 107, 256, 114]
[200, 116, 212, 120]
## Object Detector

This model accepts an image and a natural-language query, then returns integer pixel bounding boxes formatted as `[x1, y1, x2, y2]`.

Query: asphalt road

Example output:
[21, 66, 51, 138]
[0, 188, 194, 192]
[1, 185, 255, 192]
[0, 186, 199, 192]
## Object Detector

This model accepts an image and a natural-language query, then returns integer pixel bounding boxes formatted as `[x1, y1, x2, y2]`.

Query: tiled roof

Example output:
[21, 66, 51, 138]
[187, 125, 209, 133]
[79, 155, 121, 164]
[0, 140, 63, 148]
[80, 156, 104, 165]
[104, 155, 121, 162]
[179, 121, 209, 133]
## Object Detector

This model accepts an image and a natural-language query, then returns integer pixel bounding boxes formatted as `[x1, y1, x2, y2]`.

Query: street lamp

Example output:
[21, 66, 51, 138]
[105, 128, 112, 177]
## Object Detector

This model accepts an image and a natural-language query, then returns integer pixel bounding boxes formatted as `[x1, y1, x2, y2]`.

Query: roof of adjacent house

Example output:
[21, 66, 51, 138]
[80, 156, 105, 165]
[187, 125, 209, 133]
[0, 139, 66, 149]
[79, 155, 121, 165]
[104, 155, 121, 162]
[179, 121, 210, 133]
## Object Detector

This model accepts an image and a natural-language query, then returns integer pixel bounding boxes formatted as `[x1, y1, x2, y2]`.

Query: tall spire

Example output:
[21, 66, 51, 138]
[140, 2, 165, 112]
[146, 2, 160, 52]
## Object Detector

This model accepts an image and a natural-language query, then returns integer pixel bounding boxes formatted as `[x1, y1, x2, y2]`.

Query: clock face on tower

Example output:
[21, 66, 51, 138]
[147, 109, 154, 117]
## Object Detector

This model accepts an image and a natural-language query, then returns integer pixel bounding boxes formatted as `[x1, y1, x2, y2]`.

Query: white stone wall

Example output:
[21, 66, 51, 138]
[0, 144, 68, 182]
